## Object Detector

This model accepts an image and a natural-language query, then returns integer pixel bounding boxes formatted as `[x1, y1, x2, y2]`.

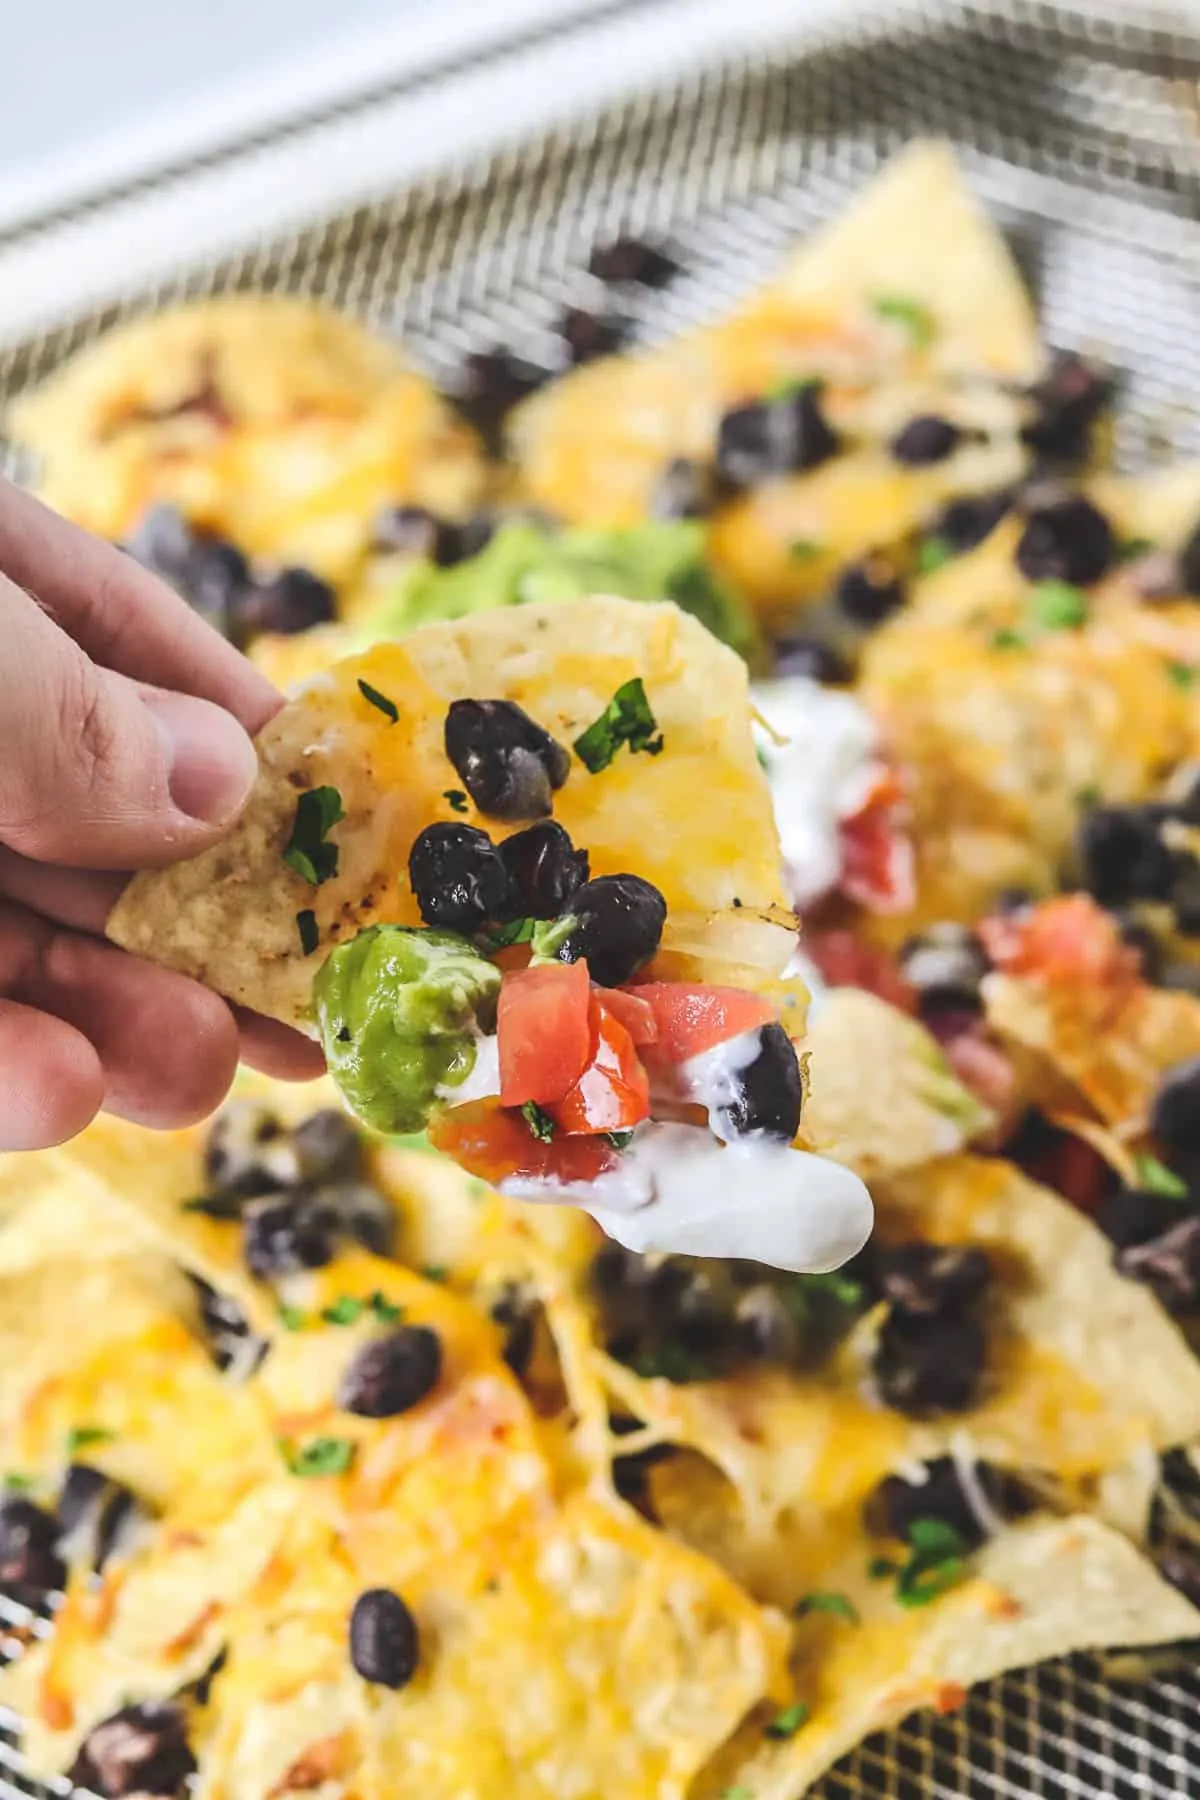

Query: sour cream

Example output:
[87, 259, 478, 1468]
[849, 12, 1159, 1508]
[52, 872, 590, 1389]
[500, 1121, 873, 1274]
[434, 1032, 501, 1106]
[752, 675, 883, 907]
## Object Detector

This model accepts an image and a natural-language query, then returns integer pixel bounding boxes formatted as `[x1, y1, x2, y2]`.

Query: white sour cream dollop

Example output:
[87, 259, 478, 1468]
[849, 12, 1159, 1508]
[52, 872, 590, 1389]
[752, 675, 883, 907]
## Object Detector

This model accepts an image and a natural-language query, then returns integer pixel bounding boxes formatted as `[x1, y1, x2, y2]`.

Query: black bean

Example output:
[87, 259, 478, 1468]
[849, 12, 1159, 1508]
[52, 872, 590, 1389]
[1170, 861, 1200, 938]
[993, 886, 1035, 915]
[499, 821, 590, 918]
[184, 535, 251, 630]
[1015, 493, 1115, 586]
[863, 1456, 1035, 1551]
[490, 1284, 538, 1377]
[771, 634, 854, 685]
[672, 1269, 736, 1353]
[318, 1180, 396, 1258]
[715, 385, 839, 490]
[1150, 1057, 1200, 1165]
[349, 1588, 419, 1688]
[550, 873, 666, 987]
[338, 1326, 443, 1418]
[899, 923, 990, 1010]
[1020, 352, 1114, 468]
[371, 505, 455, 563]
[233, 566, 336, 640]
[444, 699, 570, 822]
[930, 488, 1013, 556]
[715, 1022, 803, 1144]
[588, 236, 679, 287]
[1113, 912, 1164, 983]
[873, 1308, 987, 1416]
[1180, 518, 1200, 599]
[289, 1109, 363, 1187]
[650, 456, 718, 520]
[243, 1195, 335, 1280]
[836, 556, 906, 626]
[68, 1703, 195, 1800]
[876, 1242, 993, 1318]
[734, 1283, 804, 1361]
[1095, 1185, 1188, 1253]
[450, 348, 549, 453]
[408, 822, 513, 931]
[124, 503, 196, 585]
[890, 415, 963, 466]
[1116, 1212, 1200, 1312]
[191, 1278, 268, 1378]
[1157, 1547, 1200, 1611]
[0, 1497, 65, 1599]
[204, 1099, 288, 1198]
[559, 306, 627, 365]
[1078, 805, 1176, 907]
[57, 1466, 147, 1573]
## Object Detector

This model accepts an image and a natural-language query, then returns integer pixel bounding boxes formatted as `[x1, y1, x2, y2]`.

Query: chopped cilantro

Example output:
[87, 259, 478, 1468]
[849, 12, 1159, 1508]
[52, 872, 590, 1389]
[795, 1590, 859, 1623]
[296, 908, 320, 955]
[1075, 784, 1101, 808]
[65, 1426, 113, 1457]
[631, 1344, 711, 1383]
[279, 1436, 356, 1478]
[1134, 1152, 1189, 1199]
[277, 1303, 308, 1332]
[767, 375, 819, 403]
[444, 788, 470, 813]
[917, 536, 952, 575]
[868, 1555, 900, 1580]
[357, 678, 399, 723]
[1169, 662, 1197, 690]
[1117, 536, 1154, 562]
[485, 916, 538, 950]
[894, 1516, 968, 1609]
[765, 1701, 810, 1740]
[872, 293, 935, 348]
[283, 786, 346, 886]
[605, 1129, 635, 1151]
[990, 627, 1027, 651]
[322, 1295, 367, 1325]
[181, 1191, 246, 1219]
[789, 538, 824, 562]
[801, 1270, 864, 1308]
[422, 1264, 449, 1283]
[573, 678, 663, 773]
[1029, 579, 1088, 631]
[370, 1292, 404, 1325]
[3, 1473, 33, 1493]
[722, 1787, 756, 1800]
[522, 1101, 556, 1143]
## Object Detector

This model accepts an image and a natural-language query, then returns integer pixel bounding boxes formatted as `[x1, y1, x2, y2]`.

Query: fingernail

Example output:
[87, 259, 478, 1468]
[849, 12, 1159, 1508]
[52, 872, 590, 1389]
[144, 692, 259, 826]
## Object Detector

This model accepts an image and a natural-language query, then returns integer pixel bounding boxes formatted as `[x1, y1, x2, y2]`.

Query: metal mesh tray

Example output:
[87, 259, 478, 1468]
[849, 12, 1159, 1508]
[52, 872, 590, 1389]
[4, 2, 1200, 1795]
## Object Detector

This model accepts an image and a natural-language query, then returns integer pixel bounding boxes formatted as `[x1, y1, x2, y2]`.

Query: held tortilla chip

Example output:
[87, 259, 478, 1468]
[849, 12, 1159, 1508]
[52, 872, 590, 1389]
[107, 598, 790, 1030]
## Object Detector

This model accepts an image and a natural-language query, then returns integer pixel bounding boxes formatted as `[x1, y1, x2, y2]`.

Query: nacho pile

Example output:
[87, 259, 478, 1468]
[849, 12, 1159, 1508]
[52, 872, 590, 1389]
[6, 138, 1200, 1800]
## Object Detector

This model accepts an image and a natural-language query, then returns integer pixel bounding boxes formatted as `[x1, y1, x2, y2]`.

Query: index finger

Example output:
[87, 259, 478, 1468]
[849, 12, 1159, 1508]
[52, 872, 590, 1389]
[0, 480, 280, 735]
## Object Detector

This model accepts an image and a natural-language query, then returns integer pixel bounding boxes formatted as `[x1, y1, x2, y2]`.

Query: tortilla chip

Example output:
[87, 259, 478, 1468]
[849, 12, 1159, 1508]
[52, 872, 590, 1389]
[8, 295, 486, 585]
[802, 988, 992, 1177]
[512, 141, 1040, 621]
[107, 599, 791, 1027]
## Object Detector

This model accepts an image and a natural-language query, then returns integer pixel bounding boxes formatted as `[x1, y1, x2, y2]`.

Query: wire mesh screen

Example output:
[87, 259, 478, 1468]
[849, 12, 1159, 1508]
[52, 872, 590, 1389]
[3, 1, 1200, 1795]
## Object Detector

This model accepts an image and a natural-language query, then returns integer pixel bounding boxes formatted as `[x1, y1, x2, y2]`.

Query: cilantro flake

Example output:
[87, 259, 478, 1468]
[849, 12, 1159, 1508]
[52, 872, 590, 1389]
[279, 1436, 356, 1478]
[181, 1191, 246, 1220]
[605, 1129, 635, 1151]
[893, 1516, 968, 1609]
[422, 1264, 449, 1284]
[789, 538, 824, 562]
[990, 626, 1027, 651]
[630, 1344, 711, 1383]
[1134, 1152, 1189, 1199]
[277, 1303, 308, 1332]
[573, 678, 663, 774]
[795, 1590, 859, 1624]
[321, 1295, 367, 1326]
[485, 916, 538, 950]
[370, 1292, 404, 1325]
[357, 678, 399, 724]
[765, 1701, 810, 1740]
[1168, 662, 1197, 690]
[3, 1473, 33, 1493]
[767, 375, 819, 403]
[917, 536, 952, 575]
[444, 788, 470, 813]
[66, 1425, 113, 1457]
[868, 1556, 900, 1580]
[296, 908, 320, 955]
[522, 1101, 556, 1143]
[283, 786, 346, 886]
[1029, 579, 1088, 631]
[1117, 536, 1154, 562]
[872, 293, 935, 348]
[722, 1787, 757, 1800]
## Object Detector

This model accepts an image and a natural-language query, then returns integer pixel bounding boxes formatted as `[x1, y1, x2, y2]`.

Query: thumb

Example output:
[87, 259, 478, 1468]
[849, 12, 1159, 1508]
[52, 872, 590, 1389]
[0, 579, 259, 870]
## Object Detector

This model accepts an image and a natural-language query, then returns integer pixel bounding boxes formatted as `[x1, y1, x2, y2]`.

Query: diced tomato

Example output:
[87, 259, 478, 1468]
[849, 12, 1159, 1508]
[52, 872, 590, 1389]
[626, 982, 776, 1065]
[803, 929, 917, 1012]
[838, 774, 916, 914]
[429, 1100, 618, 1186]
[551, 997, 651, 1135]
[979, 893, 1139, 993]
[596, 987, 658, 1046]
[497, 961, 592, 1106]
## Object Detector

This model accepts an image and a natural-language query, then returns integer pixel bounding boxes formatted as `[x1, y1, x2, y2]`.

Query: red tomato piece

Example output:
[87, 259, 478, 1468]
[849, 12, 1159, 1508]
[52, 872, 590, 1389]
[596, 987, 658, 1046]
[497, 960, 592, 1107]
[551, 997, 651, 1135]
[979, 893, 1140, 992]
[429, 1100, 618, 1186]
[837, 782, 916, 914]
[626, 982, 776, 1065]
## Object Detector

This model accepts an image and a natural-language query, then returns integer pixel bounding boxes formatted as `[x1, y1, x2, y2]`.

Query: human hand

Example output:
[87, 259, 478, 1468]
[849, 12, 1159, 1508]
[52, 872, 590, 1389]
[0, 480, 325, 1152]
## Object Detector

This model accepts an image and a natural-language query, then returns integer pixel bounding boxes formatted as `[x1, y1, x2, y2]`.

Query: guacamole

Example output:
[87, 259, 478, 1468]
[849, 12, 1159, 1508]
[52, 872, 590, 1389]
[314, 924, 501, 1134]
[361, 519, 763, 665]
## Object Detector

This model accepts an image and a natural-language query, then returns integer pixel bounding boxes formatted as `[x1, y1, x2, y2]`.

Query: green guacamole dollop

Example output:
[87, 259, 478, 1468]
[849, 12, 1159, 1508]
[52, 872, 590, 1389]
[313, 925, 501, 1134]
[359, 518, 763, 667]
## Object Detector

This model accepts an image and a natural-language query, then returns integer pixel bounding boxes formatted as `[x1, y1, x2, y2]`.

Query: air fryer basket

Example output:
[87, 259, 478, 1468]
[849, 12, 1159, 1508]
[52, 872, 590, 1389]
[3, 3, 1200, 1795]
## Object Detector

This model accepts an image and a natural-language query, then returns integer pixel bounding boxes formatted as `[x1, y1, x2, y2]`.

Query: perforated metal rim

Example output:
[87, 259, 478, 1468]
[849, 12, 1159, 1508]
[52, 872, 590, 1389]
[4, 4, 1200, 1797]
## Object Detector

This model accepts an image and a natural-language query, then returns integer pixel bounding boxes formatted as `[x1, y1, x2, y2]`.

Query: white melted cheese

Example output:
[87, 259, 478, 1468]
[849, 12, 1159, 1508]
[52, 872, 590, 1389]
[752, 675, 882, 907]
[500, 1120, 873, 1274]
